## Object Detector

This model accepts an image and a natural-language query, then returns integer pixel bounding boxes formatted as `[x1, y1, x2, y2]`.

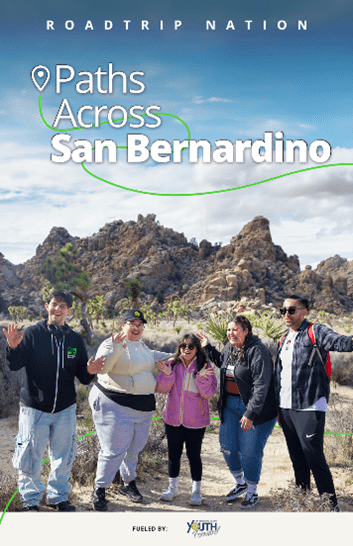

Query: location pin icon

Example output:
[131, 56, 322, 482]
[31, 65, 51, 92]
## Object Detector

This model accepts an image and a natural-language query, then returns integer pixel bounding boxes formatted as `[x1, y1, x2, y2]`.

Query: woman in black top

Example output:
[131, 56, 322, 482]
[199, 315, 277, 509]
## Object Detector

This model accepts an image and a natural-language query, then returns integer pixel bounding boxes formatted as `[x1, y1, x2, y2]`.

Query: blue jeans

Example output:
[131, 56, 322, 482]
[13, 404, 77, 507]
[89, 385, 153, 487]
[219, 395, 276, 484]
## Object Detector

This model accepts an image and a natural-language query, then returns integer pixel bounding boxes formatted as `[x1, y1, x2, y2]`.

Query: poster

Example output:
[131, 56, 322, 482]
[1, 0, 352, 542]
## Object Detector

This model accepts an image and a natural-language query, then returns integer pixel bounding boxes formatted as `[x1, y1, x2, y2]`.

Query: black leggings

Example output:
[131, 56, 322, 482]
[165, 424, 206, 481]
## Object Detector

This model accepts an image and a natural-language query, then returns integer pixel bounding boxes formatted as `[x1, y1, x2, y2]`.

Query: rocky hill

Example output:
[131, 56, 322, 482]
[0, 214, 352, 317]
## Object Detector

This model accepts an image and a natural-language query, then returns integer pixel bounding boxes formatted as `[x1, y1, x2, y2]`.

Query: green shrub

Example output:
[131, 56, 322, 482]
[205, 313, 231, 346]
[248, 312, 286, 342]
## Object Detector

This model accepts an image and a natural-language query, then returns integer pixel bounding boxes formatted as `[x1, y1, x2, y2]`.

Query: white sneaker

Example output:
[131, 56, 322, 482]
[189, 491, 202, 506]
[160, 487, 178, 501]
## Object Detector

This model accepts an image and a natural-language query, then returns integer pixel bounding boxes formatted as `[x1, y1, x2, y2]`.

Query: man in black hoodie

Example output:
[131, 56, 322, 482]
[4, 289, 105, 511]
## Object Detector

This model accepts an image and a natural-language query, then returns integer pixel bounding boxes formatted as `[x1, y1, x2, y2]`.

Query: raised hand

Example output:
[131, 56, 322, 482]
[112, 331, 127, 347]
[197, 332, 209, 347]
[157, 360, 172, 375]
[198, 363, 214, 378]
[87, 355, 106, 375]
[3, 324, 24, 349]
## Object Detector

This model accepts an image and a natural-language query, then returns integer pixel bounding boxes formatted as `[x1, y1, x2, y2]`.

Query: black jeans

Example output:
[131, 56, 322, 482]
[279, 408, 337, 503]
[165, 423, 206, 481]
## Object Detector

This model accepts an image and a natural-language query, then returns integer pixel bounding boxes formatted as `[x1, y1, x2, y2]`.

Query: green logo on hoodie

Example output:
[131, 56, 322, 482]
[67, 347, 77, 358]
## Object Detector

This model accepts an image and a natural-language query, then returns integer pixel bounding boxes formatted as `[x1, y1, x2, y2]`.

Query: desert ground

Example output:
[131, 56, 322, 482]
[1, 382, 353, 513]
[1, 315, 353, 514]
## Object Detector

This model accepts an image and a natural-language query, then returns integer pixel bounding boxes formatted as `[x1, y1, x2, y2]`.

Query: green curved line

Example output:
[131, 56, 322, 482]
[0, 490, 18, 525]
[2, 420, 352, 521]
[39, 95, 352, 197]
[82, 163, 353, 197]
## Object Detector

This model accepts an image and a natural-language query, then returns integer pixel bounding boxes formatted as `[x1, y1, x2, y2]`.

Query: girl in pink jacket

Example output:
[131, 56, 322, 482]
[156, 333, 217, 505]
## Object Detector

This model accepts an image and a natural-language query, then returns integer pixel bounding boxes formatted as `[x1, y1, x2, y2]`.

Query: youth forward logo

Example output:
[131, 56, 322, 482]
[186, 520, 220, 537]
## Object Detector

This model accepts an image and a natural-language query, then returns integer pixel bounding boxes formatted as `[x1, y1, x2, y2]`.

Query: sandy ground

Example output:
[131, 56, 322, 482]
[1, 383, 353, 513]
[0, 416, 18, 475]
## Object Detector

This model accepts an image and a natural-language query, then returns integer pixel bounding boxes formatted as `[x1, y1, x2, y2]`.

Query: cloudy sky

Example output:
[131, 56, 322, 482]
[1, 0, 352, 268]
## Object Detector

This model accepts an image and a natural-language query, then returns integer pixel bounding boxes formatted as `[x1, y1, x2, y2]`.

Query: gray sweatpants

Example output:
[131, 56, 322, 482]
[89, 385, 153, 487]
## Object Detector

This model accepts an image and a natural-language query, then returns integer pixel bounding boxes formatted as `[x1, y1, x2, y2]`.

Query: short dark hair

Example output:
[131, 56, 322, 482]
[284, 294, 309, 310]
[46, 289, 73, 308]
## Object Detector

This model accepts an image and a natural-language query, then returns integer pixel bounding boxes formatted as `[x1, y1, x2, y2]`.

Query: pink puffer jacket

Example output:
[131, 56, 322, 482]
[155, 358, 217, 428]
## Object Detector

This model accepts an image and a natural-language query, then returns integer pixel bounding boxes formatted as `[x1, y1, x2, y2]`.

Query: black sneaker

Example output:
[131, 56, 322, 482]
[23, 505, 39, 512]
[240, 492, 259, 509]
[119, 480, 143, 503]
[48, 500, 76, 512]
[225, 483, 248, 502]
[92, 487, 107, 511]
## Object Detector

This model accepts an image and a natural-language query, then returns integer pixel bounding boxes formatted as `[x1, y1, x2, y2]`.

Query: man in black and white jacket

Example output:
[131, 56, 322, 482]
[4, 289, 105, 512]
[275, 294, 353, 511]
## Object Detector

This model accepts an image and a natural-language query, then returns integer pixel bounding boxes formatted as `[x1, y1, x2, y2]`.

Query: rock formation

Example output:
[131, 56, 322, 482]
[0, 215, 352, 317]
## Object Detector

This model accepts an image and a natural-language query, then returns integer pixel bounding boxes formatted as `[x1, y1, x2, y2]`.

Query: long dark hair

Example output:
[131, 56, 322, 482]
[228, 315, 253, 362]
[170, 333, 207, 374]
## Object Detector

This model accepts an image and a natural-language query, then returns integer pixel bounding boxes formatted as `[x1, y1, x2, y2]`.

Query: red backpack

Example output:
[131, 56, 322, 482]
[279, 323, 331, 381]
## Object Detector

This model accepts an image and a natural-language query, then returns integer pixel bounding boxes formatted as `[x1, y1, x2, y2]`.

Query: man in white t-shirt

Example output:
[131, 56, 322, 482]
[275, 294, 353, 511]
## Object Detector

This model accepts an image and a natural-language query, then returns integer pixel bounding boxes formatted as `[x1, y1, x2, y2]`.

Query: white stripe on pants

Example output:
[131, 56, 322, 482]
[89, 385, 153, 487]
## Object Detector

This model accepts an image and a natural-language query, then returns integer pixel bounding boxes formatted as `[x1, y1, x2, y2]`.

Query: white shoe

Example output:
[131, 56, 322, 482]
[189, 491, 202, 506]
[160, 487, 178, 501]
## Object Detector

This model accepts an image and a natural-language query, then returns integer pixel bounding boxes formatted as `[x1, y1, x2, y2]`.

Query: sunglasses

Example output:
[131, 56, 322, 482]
[279, 307, 302, 315]
[180, 343, 196, 350]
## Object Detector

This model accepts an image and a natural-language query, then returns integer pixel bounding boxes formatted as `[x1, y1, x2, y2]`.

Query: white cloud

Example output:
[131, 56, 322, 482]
[192, 96, 233, 104]
[0, 141, 352, 268]
[232, 118, 318, 138]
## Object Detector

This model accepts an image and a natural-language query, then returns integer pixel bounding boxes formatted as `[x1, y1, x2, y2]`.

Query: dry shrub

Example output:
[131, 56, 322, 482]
[70, 426, 100, 486]
[331, 353, 353, 387]
[0, 330, 22, 417]
[0, 470, 22, 512]
[137, 392, 168, 473]
[75, 383, 95, 428]
[270, 485, 332, 512]
[0, 374, 20, 418]
[325, 395, 353, 465]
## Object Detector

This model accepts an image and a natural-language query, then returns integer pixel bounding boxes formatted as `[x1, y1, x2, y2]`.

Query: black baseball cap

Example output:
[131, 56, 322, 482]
[122, 309, 147, 323]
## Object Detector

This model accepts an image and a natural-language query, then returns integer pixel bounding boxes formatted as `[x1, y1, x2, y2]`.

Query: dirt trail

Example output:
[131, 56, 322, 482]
[70, 419, 353, 513]
[2, 384, 353, 512]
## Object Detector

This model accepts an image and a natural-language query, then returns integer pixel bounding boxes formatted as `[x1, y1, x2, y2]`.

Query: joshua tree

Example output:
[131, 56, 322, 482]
[40, 243, 93, 344]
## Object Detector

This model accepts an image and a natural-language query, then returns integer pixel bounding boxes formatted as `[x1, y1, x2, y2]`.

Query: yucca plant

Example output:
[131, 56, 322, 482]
[249, 312, 285, 342]
[205, 313, 232, 347]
